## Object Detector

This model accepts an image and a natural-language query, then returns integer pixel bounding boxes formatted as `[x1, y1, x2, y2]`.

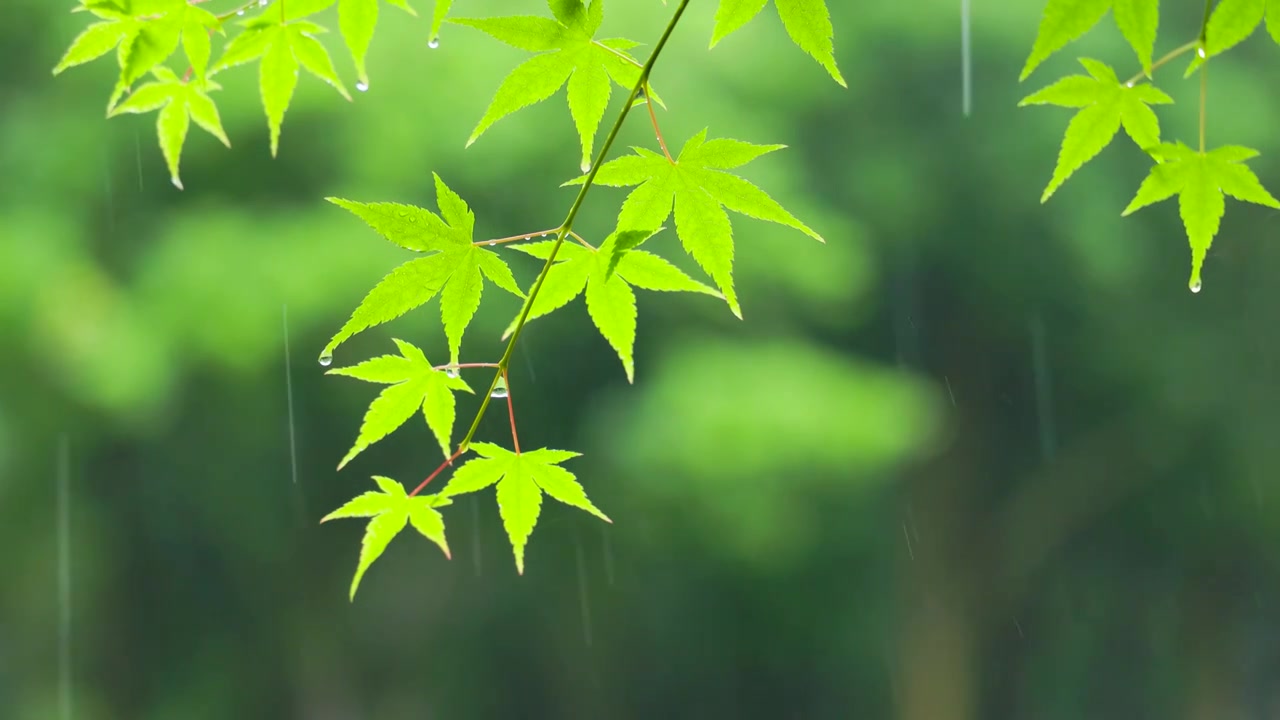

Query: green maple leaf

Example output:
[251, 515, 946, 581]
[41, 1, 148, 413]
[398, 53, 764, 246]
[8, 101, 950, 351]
[1122, 143, 1280, 292]
[709, 0, 845, 87]
[1019, 58, 1172, 202]
[337, 0, 418, 87]
[56, 0, 217, 109]
[107, 66, 231, 189]
[210, 16, 351, 157]
[321, 476, 452, 600]
[323, 173, 525, 362]
[567, 130, 823, 318]
[450, 0, 652, 170]
[503, 229, 720, 382]
[328, 338, 473, 468]
[1020, 0, 1160, 80]
[439, 443, 609, 574]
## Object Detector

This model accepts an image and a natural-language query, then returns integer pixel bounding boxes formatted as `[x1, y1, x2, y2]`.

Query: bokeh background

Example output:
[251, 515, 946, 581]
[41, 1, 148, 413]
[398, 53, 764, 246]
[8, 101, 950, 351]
[5, 0, 1280, 718]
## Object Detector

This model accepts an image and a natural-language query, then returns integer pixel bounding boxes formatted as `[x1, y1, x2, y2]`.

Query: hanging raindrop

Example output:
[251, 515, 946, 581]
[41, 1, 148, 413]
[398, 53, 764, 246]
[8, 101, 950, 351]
[1190, 278, 1202, 293]
[490, 376, 509, 399]
[445, 367, 460, 379]
[428, 38, 440, 49]
[356, 81, 369, 92]
[581, 160, 591, 173]
[1197, 46, 1206, 58]
[319, 353, 333, 367]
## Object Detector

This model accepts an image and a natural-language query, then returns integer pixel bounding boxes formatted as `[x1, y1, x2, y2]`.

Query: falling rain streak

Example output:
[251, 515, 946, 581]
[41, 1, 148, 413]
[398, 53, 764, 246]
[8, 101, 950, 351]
[470, 497, 483, 577]
[575, 532, 593, 646]
[600, 525, 614, 586]
[56, 435, 72, 720]
[960, 0, 972, 116]
[1029, 312, 1056, 461]
[283, 305, 299, 484]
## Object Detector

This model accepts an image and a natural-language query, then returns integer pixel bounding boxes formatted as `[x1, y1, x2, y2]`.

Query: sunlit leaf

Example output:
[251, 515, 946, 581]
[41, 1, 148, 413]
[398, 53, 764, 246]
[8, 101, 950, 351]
[1122, 142, 1280, 291]
[329, 338, 472, 465]
[323, 174, 525, 359]
[504, 229, 718, 381]
[709, 0, 844, 86]
[321, 477, 451, 600]
[451, 0, 651, 169]
[567, 130, 820, 318]
[1019, 58, 1172, 202]
[109, 68, 230, 188]
[439, 443, 608, 574]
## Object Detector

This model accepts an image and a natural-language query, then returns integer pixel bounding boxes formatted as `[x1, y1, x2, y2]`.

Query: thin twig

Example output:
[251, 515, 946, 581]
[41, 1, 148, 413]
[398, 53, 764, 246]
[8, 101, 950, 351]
[504, 369, 520, 454]
[473, 227, 561, 246]
[569, 230, 595, 250]
[646, 86, 673, 162]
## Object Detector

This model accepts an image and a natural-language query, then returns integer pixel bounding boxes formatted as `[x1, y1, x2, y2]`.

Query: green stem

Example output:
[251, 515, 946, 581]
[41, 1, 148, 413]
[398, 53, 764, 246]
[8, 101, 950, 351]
[1124, 40, 1199, 85]
[455, 0, 692, 455]
[1198, 0, 1212, 153]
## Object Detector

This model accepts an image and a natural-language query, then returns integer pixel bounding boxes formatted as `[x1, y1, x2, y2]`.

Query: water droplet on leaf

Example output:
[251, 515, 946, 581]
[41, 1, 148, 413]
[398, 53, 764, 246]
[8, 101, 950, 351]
[1190, 278, 1202, 293]
[581, 160, 591, 173]
[490, 376, 509, 399]
[319, 353, 333, 367]
[1197, 46, 1206, 58]
[356, 81, 369, 92]
[237, 9, 245, 15]
[258, 0, 269, 6]
[445, 367, 460, 379]
[428, 38, 440, 49]
[487, 240, 497, 246]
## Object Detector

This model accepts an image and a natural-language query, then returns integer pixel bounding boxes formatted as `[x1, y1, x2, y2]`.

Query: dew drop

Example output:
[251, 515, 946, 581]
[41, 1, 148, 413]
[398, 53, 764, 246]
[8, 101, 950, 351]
[1197, 46, 1206, 58]
[580, 160, 591, 173]
[258, 0, 269, 6]
[490, 376, 509, 399]
[487, 240, 497, 246]
[237, 8, 245, 14]
[445, 367, 460, 379]
[428, 38, 440, 49]
[1125, 81, 1134, 88]
[319, 353, 333, 367]
[1190, 278, 1202, 293]
[356, 81, 369, 92]
[171, 176, 183, 190]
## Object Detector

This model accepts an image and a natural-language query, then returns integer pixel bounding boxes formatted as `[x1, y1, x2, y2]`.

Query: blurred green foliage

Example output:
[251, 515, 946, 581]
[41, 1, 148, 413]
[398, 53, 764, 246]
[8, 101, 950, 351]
[5, 0, 1280, 718]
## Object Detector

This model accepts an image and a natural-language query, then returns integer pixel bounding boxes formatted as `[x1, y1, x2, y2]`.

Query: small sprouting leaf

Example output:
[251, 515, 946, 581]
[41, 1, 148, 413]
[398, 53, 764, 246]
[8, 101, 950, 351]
[323, 174, 525, 359]
[1122, 143, 1280, 291]
[451, 0, 652, 169]
[568, 131, 821, 318]
[321, 476, 452, 600]
[211, 20, 352, 156]
[1019, 58, 1172, 202]
[504, 229, 719, 381]
[709, 0, 843, 86]
[109, 67, 231, 189]
[439, 443, 608, 574]
[1111, 0, 1157, 76]
[1019, 0, 1110, 81]
[328, 338, 472, 467]
[339, 0, 417, 87]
